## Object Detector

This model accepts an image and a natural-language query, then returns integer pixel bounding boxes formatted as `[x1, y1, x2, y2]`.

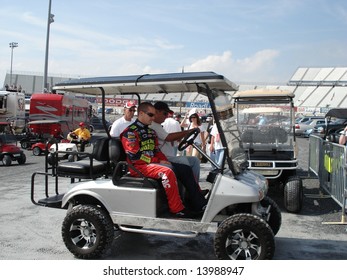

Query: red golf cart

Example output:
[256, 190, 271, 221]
[0, 122, 26, 166]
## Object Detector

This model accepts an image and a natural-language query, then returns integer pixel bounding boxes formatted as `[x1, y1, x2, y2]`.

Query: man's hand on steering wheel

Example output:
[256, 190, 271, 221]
[178, 128, 200, 151]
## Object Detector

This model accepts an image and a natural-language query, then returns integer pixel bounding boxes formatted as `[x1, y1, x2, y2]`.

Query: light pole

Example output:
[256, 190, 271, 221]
[9, 42, 18, 86]
[43, 0, 54, 92]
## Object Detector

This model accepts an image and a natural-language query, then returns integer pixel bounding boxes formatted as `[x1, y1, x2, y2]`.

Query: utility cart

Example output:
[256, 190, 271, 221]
[232, 89, 303, 213]
[30, 72, 281, 260]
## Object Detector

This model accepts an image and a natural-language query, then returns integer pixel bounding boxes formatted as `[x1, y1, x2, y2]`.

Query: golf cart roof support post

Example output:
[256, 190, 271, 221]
[132, 92, 141, 104]
[291, 99, 297, 144]
[196, 83, 235, 176]
[98, 87, 111, 138]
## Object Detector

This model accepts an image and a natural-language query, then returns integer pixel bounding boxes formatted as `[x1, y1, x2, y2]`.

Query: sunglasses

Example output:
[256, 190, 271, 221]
[144, 111, 155, 117]
[128, 109, 136, 112]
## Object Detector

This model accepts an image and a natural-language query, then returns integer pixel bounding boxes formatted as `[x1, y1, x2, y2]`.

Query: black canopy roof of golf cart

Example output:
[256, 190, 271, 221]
[52, 71, 238, 94]
[325, 108, 347, 119]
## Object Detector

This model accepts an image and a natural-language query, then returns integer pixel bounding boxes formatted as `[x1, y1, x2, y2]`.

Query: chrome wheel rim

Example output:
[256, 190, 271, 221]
[69, 219, 97, 249]
[225, 229, 261, 260]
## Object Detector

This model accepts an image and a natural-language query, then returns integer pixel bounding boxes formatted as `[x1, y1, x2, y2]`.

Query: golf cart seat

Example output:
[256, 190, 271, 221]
[109, 138, 161, 189]
[55, 137, 110, 180]
[268, 127, 288, 143]
[241, 127, 288, 144]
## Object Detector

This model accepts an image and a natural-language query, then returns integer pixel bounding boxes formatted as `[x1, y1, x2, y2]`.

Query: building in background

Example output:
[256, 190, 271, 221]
[2, 67, 347, 117]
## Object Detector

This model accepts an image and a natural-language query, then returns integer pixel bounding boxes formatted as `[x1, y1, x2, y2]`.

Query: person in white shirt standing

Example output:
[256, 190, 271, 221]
[209, 123, 224, 169]
[150, 102, 204, 190]
[109, 101, 136, 137]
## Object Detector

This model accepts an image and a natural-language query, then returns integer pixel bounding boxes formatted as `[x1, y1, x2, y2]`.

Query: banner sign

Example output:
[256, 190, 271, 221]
[95, 98, 138, 107]
[91, 98, 209, 109]
[186, 102, 211, 108]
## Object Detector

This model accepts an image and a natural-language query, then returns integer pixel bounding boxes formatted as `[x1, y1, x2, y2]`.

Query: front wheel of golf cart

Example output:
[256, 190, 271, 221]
[284, 176, 303, 213]
[68, 154, 78, 162]
[259, 196, 282, 236]
[214, 213, 275, 260]
[2, 155, 12, 166]
[62, 205, 114, 259]
[17, 153, 26, 165]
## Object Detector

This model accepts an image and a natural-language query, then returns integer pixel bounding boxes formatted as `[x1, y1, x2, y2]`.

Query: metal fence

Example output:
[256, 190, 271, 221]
[308, 135, 347, 210]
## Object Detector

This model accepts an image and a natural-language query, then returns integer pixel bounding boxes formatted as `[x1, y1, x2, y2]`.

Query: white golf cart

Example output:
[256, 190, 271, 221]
[232, 89, 303, 213]
[30, 72, 281, 260]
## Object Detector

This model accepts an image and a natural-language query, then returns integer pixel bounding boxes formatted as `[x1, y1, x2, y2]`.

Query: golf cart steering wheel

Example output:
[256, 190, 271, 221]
[178, 128, 200, 151]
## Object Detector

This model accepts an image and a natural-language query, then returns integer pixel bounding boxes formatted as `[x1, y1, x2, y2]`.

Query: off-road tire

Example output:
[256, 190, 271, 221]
[62, 205, 114, 259]
[2, 155, 12, 166]
[260, 196, 282, 236]
[214, 213, 275, 260]
[17, 154, 26, 165]
[284, 176, 303, 213]
[32, 147, 42, 156]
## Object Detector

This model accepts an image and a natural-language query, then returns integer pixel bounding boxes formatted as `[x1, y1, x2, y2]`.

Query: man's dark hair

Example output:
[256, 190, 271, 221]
[138, 102, 154, 113]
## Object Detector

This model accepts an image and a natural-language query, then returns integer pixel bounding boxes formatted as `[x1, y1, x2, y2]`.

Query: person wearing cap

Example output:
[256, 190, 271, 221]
[120, 102, 206, 218]
[70, 122, 91, 152]
[109, 100, 137, 137]
[150, 101, 202, 186]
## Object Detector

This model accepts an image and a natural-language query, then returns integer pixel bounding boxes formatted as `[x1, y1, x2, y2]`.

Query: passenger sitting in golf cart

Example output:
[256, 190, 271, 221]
[67, 122, 91, 152]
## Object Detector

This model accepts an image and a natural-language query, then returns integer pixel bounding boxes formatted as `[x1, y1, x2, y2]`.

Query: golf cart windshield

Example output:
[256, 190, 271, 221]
[232, 89, 294, 152]
[209, 89, 247, 174]
[53, 71, 246, 174]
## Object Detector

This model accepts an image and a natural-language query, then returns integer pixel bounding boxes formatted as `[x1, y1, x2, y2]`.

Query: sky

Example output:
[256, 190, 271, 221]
[0, 0, 346, 87]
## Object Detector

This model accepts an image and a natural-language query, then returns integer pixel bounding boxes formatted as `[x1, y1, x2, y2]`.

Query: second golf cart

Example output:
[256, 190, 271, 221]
[232, 89, 303, 213]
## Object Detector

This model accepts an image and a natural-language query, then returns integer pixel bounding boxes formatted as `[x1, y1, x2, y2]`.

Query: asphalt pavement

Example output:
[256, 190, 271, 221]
[0, 136, 346, 260]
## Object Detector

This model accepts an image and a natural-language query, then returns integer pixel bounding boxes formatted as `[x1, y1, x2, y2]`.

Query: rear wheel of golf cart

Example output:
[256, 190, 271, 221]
[284, 176, 303, 213]
[2, 155, 12, 166]
[62, 204, 114, 259]
[21, 141, 29, 149]
[214, 213, 275, 260]
[32, 147, 42, 156]
[47, 153, 58, 166]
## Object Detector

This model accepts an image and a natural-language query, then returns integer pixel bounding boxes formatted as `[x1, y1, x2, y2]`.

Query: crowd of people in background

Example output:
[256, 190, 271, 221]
[4, 84, 24, 92]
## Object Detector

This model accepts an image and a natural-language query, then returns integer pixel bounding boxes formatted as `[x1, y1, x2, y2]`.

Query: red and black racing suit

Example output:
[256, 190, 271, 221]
[120, 119, 185, 214]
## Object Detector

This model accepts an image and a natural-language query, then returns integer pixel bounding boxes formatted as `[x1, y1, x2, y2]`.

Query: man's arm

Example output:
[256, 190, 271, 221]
[339, 133, 347, 145]
[165, 128, 196, 142]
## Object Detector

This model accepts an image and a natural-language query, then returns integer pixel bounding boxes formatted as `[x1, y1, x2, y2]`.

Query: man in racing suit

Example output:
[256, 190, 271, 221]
[120, 102, 205, 218]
